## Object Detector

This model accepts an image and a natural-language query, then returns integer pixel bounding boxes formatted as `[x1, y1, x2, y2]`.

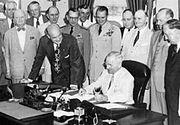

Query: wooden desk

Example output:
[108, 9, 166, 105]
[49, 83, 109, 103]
[0, 101, 53, 125]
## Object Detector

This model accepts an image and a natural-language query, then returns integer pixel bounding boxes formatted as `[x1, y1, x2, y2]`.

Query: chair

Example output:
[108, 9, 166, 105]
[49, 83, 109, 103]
[122, 60, 151, 108]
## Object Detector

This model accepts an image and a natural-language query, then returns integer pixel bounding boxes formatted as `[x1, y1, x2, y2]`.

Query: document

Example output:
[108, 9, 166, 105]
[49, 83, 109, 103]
[54, 110, 74, 117]
[95, 103, 128, 109]
[68, 93, 94, 102]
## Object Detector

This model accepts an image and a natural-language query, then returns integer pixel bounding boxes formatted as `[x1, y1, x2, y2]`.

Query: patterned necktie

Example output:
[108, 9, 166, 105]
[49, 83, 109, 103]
[169, 44, 177, 58]
[98, 25, 102, 35]
[54, 44, 61, 73]
[133, 31, 140, 46]
[70, 26, 74, 35]
[36, 18, 40, 28]
[11, 19, 14, 28]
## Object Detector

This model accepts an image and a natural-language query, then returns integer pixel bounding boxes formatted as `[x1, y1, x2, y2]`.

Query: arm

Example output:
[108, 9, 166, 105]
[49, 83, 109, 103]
[28, 37, 46, 80]
[111, 25, 122, 52]
[70, 37, 85, 89]
[4, 32, 10, 78]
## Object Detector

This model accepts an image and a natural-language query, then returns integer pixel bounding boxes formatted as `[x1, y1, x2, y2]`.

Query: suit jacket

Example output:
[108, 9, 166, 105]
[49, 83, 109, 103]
[0, 19, 9, 41]
[85, 68, 134, 104]
[28, 34, 85, 88]
[61, 24, 91, 76]
[0, 33, 8, 85]
[4, 25, 40, 83]
[122, 26, 153, 65]
[165, 45, 180, 120]
[26, 15, 48, 27]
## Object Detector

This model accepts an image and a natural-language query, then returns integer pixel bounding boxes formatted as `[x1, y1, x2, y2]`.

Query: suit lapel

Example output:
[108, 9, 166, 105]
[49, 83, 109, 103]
[12, 28, 23, 52]
[24, 26, 29, 51]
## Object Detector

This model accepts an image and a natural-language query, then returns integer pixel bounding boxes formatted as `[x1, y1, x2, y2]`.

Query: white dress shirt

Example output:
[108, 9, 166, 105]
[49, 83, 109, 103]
[85, 67, 134, 104]
[16, 25, 26, 51]
[33, 15, 44, 28]
[7, 18, 13, 28]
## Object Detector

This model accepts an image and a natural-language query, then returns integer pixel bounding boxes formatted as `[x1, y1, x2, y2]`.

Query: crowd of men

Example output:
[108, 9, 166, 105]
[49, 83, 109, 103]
[0, 0, 180, 125]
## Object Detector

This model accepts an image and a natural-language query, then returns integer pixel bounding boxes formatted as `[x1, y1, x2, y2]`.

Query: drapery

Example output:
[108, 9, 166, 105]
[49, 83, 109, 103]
[126, 0, 147, 14]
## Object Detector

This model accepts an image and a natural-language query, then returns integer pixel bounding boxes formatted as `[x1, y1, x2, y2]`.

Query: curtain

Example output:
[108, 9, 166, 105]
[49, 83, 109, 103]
[68, 0, 95, 21]
[179, 0, 180, 20]
[126, 0, 147, 14]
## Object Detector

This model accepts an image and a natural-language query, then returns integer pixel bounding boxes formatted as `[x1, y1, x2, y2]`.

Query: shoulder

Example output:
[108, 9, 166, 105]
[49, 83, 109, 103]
[62, 33, 76, 42]
[60, 25, 68, 30]
[120, 67, 134, 80]
[26, 25, 39, 33]
[5, 27, 15, 35]
[89, 23, 97, 30]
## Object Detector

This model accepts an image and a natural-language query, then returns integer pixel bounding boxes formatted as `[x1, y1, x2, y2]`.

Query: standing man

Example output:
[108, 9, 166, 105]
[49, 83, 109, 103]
[61, 8, 91, 86]
[4, 9, 40, 83]
[164, 19, 180, 125]
[27, 24, 85, 89]
[26, 1, 48, 28]
[89, 6, 121, 82]
[78, 4, 94, 28]
[0, 0, 17, 39]
[148, 8, 174, 122]
[38, 6, 60, 83]
[120, 9, 135, 39]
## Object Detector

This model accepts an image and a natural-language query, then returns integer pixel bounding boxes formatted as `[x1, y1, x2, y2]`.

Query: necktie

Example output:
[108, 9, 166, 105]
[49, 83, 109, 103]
[70, 26, 74, 35]
[17, 27, 25, 32]
[11, 19, 14, 28]
[133, 31, 140, 46]
[108, 75, 114, 90]
[128, 29, 130, 32]
[169, 44, 177, 58]
[98, 25, 102, 35]
[81, 22, 84, 27]
[54, 44, 61, 73]
[36, 18, 40, 28]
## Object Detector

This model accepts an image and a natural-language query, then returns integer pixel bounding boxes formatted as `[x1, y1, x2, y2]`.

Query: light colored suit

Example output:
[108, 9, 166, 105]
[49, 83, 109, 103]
[85, 67, 134, 104]
[89, 21, 121, 82]
[0, 19, 9, 40]
[4, 25, 40, 83]
[122, 26, 153, 65]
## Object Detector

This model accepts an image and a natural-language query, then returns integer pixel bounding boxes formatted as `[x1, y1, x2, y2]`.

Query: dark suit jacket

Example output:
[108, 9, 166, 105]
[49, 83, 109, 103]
[26, 15, 48, 27]
[28, 34, 85, 88]
[120, 27, 125, 38]
[165, 46, 180, 112]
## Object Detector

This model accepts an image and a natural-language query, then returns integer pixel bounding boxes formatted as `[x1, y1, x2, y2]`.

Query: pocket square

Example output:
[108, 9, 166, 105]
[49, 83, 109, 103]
[30, 36, 35, 40]
[64, 55, 69, 58]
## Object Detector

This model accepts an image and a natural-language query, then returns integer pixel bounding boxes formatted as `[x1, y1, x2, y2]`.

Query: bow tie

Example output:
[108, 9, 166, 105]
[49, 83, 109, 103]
[17, 27, 25, 32]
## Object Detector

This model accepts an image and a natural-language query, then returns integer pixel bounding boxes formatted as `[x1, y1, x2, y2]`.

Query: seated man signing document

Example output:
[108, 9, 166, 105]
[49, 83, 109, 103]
[79, 51, 134, 104]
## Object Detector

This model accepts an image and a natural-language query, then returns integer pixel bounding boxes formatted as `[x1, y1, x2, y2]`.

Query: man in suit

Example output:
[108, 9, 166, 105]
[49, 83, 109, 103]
[38, 6, 60, 83]
[61, 8, 91, 87]
[0, 0, 17, 40]
[89, 6, 121, 83]
[26, 1, 48, 28]
[122, 10, 152, 108]
[4, 9, 40, 83]
[79, 51, 134, 104]
[120, 9, 134, 39]
[148, 8, 174, 122]
[26, 24, 85, 90]
[164, 20, 180, 125]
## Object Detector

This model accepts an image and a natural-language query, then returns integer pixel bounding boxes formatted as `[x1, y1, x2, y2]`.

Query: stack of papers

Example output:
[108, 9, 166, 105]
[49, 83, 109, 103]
[54, 110, 74, 117]
[95, 103, 128, 109]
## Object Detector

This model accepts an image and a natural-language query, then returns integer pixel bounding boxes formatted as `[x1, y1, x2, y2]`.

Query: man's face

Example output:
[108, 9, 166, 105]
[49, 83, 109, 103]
[163, 24, 179, 44]
[5, 3, 16, 19]
[48, 29, 62, 44]
[29, 3, 40, 18]
[79, 8, 90, 22]
[104, 56, 121, 74]
[68, 10, 79, 27]
[96, 10, 107, 26]
[48, 8, 59, 24]
[157, 10, 171, 29]
[122, 11, 134, 29]
[14, 11, 26, 27]
[134, 11, 147, 29]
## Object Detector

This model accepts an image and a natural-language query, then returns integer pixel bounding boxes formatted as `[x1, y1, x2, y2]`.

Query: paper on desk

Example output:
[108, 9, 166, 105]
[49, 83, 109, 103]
[54, 110, 74, 117]
[95, 103, 128, 109]
[68, 93, 94, 101]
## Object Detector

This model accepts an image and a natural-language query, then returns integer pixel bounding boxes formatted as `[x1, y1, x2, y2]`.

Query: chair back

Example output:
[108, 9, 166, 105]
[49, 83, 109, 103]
[122, 60, 151, 104]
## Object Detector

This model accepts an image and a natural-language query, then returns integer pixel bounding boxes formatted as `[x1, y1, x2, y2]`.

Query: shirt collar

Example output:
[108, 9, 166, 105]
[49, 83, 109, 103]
[176, 42, 180, 52]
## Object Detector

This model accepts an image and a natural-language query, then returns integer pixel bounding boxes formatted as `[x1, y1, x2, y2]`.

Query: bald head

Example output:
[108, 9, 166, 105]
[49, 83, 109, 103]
[47, 24, 62, 44]
[47, 6, 59, 24]
[134, 9, 148, 29]
[157, 8, 174, 29]
[14, 9, 27, 28]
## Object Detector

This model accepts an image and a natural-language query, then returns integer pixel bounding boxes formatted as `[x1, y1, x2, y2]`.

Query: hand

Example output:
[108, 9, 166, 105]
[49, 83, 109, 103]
[20, 78, 33, 83]
[70, 84, 78, 90]
[78, 88, 86, 96]
[94, 93, 108, 102]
